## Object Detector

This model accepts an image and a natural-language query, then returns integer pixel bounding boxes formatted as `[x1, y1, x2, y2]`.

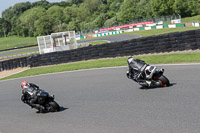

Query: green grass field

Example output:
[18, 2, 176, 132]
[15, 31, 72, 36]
[90, 41, 109, 45]
[1, 52, 200, 80]
[0, 36, 36, 50]
[181, 15, 200, 23]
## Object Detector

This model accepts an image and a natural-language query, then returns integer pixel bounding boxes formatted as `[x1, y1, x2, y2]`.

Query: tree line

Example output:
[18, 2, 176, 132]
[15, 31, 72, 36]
[0, 0, 200, 37]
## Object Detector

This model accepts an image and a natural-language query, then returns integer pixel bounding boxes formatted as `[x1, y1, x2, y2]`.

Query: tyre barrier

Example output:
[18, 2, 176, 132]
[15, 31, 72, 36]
[1, 29, 200, 72]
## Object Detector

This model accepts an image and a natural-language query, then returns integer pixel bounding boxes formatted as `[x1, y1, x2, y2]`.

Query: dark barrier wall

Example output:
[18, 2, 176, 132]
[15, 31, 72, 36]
[1, 29, 200, 71]
[0, 57, 28, 71]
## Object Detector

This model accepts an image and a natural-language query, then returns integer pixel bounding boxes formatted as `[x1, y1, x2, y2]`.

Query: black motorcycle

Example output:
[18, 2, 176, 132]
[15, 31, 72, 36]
[22, 89, 60, 112]
[127, 57, 170, 88]
[36, 90, 60, 112]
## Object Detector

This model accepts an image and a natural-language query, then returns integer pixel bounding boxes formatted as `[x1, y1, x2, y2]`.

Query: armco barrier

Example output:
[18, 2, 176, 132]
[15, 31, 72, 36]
[1, 29, 200, 72]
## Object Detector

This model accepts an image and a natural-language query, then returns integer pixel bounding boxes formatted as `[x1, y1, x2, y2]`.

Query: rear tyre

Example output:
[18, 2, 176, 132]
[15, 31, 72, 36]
[157, 75, 170, 87]
[49, 101, 60, 112]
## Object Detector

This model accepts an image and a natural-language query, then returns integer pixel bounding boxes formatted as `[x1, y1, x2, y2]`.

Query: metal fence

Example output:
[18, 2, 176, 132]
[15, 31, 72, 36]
[37, 31, 77, 54]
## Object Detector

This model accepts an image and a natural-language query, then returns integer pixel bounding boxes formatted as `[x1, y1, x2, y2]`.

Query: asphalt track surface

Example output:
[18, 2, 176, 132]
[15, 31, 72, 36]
[1, 64, 200, 133]
[0, 47, 38, 57]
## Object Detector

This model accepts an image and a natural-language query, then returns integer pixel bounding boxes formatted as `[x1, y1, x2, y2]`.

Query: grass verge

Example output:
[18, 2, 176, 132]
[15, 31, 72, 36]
[181, 15, 200, 23]
[1, 52, 200, 80]
[90, 41, 110, 45]
[0, 36, 36, 50]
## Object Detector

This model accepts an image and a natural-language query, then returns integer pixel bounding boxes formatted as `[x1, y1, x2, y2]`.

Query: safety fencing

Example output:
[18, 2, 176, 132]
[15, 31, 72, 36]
[81, 14, 181, 34]
[192, 23, 200, 27]
[78, 24, 185, 40]
[1, 29, 200, 71]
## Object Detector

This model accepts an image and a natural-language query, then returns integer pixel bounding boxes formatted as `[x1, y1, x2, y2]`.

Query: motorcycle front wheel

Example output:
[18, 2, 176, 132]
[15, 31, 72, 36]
[48, 101, 60, 112]
[155, 75, 170, 87]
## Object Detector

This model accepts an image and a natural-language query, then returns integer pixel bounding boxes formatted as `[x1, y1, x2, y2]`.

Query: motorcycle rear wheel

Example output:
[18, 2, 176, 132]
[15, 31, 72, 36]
[48, 101, 60, 112]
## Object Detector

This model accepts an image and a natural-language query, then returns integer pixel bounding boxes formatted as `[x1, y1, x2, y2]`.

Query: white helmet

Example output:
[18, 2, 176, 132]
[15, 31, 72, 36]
[127, 57, 133, 64]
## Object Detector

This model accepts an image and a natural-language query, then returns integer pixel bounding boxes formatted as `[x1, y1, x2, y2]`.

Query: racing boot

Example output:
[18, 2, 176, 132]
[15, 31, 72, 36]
[146, 81, 152, 86]
[151, 80, 162, 86]
[138, 81, 151, 87]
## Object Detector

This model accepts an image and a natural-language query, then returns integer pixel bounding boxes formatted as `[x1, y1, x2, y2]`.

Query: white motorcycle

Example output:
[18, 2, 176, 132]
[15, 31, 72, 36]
[127, 57, 170, 88]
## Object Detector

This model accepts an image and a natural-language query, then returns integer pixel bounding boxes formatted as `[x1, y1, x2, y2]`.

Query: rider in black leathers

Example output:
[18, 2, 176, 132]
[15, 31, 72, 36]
[21, 81, 44, 111]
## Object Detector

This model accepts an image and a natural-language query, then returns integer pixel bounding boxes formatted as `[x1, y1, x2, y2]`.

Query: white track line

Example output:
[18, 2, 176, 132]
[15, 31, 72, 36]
[1, 63, 200, 82]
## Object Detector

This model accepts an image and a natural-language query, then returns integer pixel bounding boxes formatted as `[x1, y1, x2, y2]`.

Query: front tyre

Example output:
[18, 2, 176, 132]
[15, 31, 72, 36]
[49, 101, 60, 112]
[156, 75, 170, 87]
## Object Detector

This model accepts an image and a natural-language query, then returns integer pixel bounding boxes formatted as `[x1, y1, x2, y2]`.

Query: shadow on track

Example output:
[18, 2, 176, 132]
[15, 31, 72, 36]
[36, 106, 69, 114]
[139, 83, 177, 90]
[59, 106, 69, 112]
